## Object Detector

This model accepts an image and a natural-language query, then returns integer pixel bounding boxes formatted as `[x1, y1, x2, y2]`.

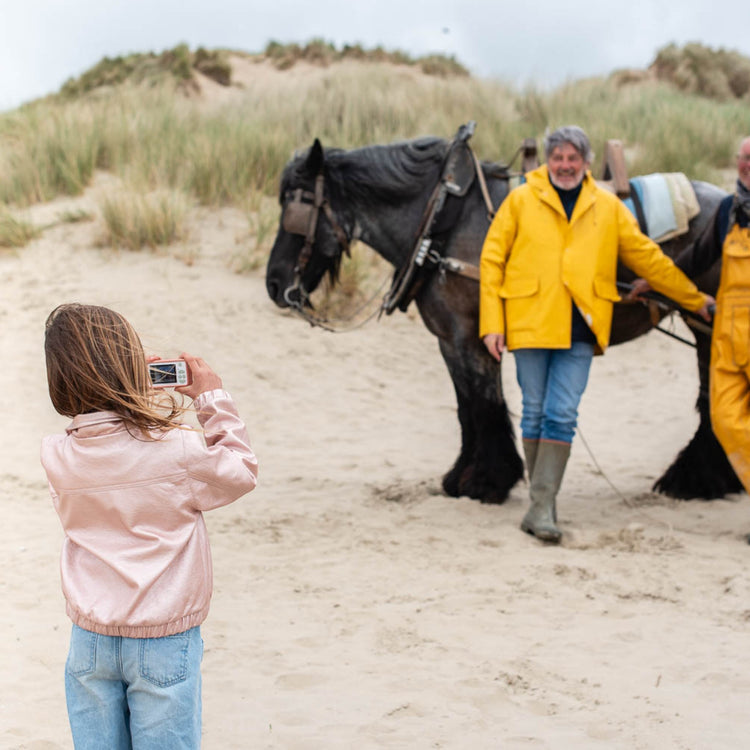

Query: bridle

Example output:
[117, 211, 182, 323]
[281, 172, 351, 311]
[278, 137, 493, 329]
[277, 126, 523, 327]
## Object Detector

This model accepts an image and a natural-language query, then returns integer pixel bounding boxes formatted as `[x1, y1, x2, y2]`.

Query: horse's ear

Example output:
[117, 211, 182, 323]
[304, 138, 324, 175]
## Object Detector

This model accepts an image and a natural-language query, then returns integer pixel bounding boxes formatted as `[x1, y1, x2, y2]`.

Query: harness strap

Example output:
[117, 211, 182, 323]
[381, 178, 447, 314]
[292, 173, 350, 276]
[439, 256, 480, 281]
[383, 132, 501, 313]
[294, 175, 324, 273]
[322, 202, 350, 255]
[648, 300, 661, 326]
[471, 149, 497, 222]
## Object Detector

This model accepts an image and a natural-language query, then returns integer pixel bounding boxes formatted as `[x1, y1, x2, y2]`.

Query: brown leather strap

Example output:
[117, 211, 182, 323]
[648, 300, 661, 326]
[292, 173, 350, 273]
[441, 256, 480, 281]
[471, 149, 497, 222]
[322, 202, 350, 256]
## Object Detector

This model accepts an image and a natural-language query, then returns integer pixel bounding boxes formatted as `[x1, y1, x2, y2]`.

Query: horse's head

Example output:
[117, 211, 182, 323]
[265, 138, 350, 309]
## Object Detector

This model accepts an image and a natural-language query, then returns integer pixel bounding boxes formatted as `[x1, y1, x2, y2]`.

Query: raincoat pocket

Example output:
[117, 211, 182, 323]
[499, 275, 540, 337]
[592, 277, 621, 302]
[730, 305, 750, 367]
[499, 275, 539, 299]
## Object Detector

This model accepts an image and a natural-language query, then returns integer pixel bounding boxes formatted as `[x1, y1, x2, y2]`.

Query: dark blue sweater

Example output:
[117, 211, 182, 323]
[552, 180, 597, 345]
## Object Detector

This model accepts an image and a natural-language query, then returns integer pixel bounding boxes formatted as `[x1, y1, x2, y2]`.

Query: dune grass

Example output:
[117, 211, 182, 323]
[2, 60, 747, 215]
[0, 211, 40, 248]
[263, 39, 469, 78]
[98, 189, 187, 251]
[2, 46, 749, 291]
[650, 42, 750, 101]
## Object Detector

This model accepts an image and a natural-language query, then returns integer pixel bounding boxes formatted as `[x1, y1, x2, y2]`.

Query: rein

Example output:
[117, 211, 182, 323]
[615, 281, 713, 348]
[284, 272, 393, 333]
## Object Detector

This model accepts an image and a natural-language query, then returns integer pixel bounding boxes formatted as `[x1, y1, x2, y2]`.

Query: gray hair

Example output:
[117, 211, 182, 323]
[544, 125, 593, 163]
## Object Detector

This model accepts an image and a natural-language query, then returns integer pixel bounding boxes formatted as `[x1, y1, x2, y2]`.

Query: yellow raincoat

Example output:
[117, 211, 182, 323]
[479, 165, 707, 353]
[710, 223, 750, 489]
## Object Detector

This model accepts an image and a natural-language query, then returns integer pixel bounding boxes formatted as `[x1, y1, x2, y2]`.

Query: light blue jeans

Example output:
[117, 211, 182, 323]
[513, 343, 595, 444]
[65, 624, 203, 749]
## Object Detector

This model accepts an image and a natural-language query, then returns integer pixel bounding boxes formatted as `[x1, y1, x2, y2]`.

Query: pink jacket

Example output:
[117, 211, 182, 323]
[41, 389, 258, 638]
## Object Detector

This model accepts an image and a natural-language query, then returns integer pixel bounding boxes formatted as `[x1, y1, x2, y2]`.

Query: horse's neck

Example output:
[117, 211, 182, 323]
[349, 193, 431, 268]
[349, 172, 508, 268]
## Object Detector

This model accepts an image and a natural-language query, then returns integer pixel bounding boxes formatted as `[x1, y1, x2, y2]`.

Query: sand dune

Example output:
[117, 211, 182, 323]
[2, 186, 749, 749]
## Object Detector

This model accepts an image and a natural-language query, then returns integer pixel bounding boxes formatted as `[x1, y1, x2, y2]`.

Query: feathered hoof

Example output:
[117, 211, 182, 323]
[442, 467, 515, 504]
[654, 424, 742, 500]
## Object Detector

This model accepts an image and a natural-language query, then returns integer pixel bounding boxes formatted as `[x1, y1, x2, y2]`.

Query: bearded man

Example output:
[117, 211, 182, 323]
[479, 125, 714, 543]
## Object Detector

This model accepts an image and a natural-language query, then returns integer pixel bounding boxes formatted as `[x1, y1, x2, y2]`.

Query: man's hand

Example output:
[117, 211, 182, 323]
[696, 294, 716, 322]
[483, 333, 505, 362]
[627, 278, 651, 300]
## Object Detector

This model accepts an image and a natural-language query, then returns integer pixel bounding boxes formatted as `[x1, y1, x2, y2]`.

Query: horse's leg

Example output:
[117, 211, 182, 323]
[654, 329, 742, 498]
[438, 339, 524, 503]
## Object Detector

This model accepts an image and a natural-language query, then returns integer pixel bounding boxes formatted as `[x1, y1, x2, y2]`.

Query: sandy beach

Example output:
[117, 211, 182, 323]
[2, 182, 750, 750]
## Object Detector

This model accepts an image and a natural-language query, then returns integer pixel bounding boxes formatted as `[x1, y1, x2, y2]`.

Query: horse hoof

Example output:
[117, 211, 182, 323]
[654, 422, 742, 500]
[442, 469, 461, 498]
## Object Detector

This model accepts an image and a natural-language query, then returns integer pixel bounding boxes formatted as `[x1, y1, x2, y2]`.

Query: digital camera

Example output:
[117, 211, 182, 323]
[148, 359, 191, 389]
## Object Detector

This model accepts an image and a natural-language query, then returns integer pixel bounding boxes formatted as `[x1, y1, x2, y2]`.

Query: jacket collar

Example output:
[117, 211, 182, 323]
[66, 411, 124, 434]
[526, 165, 597, 224]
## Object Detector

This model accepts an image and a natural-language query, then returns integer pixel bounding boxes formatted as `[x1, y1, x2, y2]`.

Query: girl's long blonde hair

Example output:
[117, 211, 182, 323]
[45, 303, 184, 433]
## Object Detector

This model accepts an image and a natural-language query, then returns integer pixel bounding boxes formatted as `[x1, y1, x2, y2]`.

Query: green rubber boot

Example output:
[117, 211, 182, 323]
[520, 439, 570, 544]
[522, 438, 539, 481]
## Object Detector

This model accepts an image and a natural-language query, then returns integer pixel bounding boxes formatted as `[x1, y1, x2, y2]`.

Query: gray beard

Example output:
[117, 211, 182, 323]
[548, 173, 585, 190]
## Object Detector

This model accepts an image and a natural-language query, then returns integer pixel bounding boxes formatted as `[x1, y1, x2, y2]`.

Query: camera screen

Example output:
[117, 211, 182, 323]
[149, 362, 177, 385]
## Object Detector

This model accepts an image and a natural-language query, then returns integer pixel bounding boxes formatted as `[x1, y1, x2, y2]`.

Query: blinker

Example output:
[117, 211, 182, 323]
[282, 188, 316, 236]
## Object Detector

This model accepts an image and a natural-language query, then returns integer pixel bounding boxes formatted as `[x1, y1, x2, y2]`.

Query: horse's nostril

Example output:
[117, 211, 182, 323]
[266, 276, 293, 308]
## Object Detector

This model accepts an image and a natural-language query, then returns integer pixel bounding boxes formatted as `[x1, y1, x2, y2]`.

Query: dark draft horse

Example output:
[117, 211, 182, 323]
[265, 134, 741, 503]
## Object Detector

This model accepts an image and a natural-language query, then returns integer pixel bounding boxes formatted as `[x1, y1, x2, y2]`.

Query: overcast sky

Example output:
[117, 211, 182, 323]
[3, 0, 750, 111]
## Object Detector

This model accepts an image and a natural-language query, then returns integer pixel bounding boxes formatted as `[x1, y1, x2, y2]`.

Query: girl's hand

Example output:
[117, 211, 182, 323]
[175, 352, 223, 399]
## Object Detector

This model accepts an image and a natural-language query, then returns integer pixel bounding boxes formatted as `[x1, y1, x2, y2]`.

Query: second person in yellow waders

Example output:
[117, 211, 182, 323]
[671, 137, 750, 537]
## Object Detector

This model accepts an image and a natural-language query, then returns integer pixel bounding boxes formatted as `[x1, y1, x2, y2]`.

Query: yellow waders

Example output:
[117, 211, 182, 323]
[710, 223, 750, 491]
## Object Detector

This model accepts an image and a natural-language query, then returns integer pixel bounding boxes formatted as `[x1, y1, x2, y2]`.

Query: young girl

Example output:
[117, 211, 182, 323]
[41, 303, 258, 749]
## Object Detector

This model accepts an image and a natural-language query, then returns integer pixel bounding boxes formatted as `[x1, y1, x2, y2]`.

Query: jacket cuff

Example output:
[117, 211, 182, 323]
[193, 389, 233, 410]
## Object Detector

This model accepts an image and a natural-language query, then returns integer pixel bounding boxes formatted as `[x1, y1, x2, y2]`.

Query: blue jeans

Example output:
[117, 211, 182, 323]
[513, 343, 594, 444]
[65, 624, 203, 749]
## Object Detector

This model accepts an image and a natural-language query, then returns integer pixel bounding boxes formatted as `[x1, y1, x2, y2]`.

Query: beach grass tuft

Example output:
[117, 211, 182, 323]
[0, 211, 40, 248]
[99, 189, 188, 251]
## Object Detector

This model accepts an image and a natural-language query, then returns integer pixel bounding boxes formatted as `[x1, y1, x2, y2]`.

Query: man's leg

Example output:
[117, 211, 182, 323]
[514, 348, 550, 485]
[521, 343, 594, 542]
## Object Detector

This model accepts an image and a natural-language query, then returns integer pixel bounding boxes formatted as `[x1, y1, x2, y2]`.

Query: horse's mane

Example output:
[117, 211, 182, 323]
[282, 137, 448, 207]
